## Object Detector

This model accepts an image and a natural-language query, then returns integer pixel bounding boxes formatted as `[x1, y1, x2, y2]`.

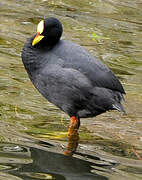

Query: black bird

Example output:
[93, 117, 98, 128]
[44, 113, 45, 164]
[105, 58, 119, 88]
[22, 17, 125, 155]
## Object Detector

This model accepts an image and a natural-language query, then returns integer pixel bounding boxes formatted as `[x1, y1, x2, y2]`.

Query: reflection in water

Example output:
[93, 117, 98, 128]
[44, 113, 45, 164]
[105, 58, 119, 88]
[0, 0, 142, 179]
[0, 143, 108, 180]
[1, 142, 142, 180]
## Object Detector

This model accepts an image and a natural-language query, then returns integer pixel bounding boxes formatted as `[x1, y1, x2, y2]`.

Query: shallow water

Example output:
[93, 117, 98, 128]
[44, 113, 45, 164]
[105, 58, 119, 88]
[0, 0, 142, 179]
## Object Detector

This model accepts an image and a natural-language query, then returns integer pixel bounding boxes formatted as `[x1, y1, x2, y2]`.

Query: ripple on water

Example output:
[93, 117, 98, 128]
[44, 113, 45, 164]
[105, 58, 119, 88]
[0, 0, 142, 179]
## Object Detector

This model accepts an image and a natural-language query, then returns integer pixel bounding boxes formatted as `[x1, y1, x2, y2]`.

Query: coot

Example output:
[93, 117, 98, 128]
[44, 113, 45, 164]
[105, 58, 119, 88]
[22, 17, 125, 155]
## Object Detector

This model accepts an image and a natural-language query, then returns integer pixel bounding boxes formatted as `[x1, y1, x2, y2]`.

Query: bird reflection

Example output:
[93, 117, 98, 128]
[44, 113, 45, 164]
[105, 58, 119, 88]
[2, 143, 109, 180]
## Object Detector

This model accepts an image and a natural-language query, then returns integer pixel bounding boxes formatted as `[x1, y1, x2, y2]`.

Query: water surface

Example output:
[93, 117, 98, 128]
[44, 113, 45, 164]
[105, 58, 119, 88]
[0, 0, 142, 179]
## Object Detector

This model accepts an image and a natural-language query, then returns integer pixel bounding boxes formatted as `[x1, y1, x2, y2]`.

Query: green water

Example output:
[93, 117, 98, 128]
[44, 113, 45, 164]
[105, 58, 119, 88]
[0, 0, 142, 179]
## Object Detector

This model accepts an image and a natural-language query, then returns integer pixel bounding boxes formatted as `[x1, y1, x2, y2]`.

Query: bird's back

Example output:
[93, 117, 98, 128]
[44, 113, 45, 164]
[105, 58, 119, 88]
[22, 39, 125, 118]
[51, 40, 125, 94]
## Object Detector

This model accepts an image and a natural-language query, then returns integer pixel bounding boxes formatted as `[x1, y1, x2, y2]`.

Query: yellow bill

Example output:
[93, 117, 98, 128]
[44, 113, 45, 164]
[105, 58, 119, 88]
[32, 33, 44, 46]
[32, 20, 45, 46]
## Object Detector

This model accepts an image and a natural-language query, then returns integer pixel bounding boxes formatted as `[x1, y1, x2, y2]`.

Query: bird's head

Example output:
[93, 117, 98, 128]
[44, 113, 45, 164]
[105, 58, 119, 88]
[32, 17, 63, 47]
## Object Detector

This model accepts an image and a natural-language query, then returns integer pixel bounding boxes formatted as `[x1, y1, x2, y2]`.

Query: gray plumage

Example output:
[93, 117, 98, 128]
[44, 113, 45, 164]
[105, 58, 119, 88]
[22, 18, 125, 118]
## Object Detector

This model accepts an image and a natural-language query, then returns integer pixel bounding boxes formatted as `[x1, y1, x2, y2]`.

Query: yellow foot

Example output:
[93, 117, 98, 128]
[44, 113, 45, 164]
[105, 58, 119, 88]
[64, 116, 80, 156]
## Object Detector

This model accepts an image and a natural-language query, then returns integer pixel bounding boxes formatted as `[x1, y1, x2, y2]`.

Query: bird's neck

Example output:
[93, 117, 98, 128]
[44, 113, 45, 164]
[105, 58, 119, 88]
[22, 37, 59, 78]
[22, 39, 45, 77]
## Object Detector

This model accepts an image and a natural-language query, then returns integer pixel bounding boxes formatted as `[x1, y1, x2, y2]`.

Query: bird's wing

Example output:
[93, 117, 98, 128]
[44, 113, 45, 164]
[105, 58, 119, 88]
[53, 40, 125, 94]
[64, 59, 125, 93]
[34, 64, 93, 115]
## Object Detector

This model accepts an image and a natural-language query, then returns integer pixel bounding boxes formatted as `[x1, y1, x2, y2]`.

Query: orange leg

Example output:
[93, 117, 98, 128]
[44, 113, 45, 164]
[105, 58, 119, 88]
[64, 116, 80, 156]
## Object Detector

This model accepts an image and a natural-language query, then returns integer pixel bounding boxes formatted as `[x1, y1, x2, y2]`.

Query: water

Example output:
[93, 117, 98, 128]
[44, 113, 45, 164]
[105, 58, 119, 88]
[0, 0, 142, 179]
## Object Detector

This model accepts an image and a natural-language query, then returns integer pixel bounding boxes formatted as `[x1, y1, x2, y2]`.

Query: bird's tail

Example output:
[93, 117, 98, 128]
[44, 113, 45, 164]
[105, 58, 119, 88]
[112, 102, 126, 114]
[112, 91, 126, 114]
